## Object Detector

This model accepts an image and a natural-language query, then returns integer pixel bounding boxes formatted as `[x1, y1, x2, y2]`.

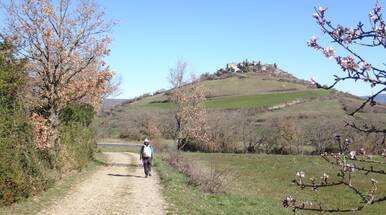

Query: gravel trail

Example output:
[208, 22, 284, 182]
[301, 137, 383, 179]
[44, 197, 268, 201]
[39, 152, 166, 215]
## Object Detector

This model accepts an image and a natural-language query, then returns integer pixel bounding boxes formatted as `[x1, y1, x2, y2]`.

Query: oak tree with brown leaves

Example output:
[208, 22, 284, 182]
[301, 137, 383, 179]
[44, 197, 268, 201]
[168, 61, 212, 152]
[1, 0, 114, 160]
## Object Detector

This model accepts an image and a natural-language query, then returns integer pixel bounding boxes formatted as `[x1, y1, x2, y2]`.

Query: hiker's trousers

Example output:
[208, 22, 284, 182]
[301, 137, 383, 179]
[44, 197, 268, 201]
[142, 157, 152, 176]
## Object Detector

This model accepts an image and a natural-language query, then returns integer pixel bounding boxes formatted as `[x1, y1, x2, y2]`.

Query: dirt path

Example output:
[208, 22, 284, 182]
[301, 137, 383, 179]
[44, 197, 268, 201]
[39, 152, 166, 215]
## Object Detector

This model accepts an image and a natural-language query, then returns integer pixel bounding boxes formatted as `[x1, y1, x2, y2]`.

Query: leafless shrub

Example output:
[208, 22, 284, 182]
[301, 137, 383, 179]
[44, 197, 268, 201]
[339, 98, 386, 114]
[192, 162, 231, 193]
[236, 109, 263, 153]
[207, 110, 241, 152]
[262, 117, 304, 154]
[259, 120, 281, 153]
[163, 152, 233, 193]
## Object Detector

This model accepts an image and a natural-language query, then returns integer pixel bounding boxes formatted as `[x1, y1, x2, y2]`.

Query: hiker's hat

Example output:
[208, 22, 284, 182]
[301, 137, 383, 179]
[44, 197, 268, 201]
[144, 138, 149, 143]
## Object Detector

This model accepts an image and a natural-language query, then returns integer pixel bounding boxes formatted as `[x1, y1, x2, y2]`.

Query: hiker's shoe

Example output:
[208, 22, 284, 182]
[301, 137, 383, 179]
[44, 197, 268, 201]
[145, 174, 148, 178]
[149, 173, 152, 177]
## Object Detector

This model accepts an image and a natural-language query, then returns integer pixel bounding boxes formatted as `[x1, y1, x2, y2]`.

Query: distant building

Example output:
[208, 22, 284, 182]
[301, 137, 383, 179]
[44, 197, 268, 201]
[226, 63, 240, 72]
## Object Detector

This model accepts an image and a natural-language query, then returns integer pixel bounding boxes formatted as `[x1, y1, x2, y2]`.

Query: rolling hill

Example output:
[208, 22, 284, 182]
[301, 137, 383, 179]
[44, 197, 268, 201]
[113, 62, 331, 111]
[98, 62, 385, 152]
[377, 94, 386, 104]
[362, 94, 386, 104]
[102, 98, 130, 111]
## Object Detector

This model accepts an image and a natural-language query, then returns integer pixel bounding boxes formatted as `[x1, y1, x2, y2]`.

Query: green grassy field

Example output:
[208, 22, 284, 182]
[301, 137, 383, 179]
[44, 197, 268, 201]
[124, 90, 329, 110]
[201, 75, 308, 97]
[126, 73, 310, 106]
[205, 90, 329, 109]
[158, 153, 386, 215]
[259, 98, 344, 119]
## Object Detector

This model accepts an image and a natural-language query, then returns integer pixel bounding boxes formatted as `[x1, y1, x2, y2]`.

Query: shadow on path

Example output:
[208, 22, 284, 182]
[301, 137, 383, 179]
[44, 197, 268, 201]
[107, 173, 144, 178]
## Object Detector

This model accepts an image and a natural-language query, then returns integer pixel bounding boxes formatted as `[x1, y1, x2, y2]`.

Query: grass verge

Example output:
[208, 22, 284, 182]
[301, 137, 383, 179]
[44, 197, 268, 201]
[0, 153, 107, 215]
[158, 153, 386, 215]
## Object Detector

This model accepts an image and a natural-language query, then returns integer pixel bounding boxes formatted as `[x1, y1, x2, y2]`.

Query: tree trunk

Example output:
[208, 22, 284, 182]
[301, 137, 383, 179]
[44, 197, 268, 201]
[48, 107, 61, 169]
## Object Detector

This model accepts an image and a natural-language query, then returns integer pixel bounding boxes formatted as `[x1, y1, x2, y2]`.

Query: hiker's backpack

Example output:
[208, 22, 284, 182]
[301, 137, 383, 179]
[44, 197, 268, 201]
[143, 145, 152, 158]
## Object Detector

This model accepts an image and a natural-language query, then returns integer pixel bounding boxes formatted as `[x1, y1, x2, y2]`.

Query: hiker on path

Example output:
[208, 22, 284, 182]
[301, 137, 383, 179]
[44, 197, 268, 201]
[139, 138, 154, 178]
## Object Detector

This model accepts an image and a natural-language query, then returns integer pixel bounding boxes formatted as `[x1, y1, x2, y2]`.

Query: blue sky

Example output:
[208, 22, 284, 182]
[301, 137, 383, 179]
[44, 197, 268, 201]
[99, 0, 386, 99]
[8, 0, 386, 99]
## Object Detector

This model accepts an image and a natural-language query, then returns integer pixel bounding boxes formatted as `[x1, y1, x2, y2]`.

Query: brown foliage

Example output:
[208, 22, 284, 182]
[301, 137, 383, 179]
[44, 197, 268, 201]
[169, 62, 212, 151]
[30, 113, 54, 150]
[274, 116, 304, 154]
[3, 0, 114, 152]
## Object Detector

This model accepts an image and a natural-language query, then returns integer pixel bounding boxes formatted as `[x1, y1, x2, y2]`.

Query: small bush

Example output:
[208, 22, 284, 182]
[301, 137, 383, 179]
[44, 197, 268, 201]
[163, 152, 230, 193]
[200, 72, 215, 81]
[0, 41, 50, 205]
[58, 104, 97, 171]
[0, 107, 51, 205]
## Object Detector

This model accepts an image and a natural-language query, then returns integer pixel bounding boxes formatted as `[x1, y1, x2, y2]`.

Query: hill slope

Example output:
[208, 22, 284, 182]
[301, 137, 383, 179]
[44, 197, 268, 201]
[115, 62, 331, 110]
[377, 94, 386, 104]
[102, 99, 130, 111]
[98, 62, 385, 154]
[362, 94, 386, 104]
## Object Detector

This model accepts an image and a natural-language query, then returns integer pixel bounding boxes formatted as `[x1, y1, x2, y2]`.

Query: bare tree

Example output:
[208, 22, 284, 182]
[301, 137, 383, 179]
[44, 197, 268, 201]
[168, 61, 186, 89]
[168, 61, 212, 151]
[208, 110, 240, 153]
[2, 0, 114, 156]
[239, 109, 262, 153]
[107, 74, 123, 99]
[274, 116, 303, 154]
[284, 2, 386, 212]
